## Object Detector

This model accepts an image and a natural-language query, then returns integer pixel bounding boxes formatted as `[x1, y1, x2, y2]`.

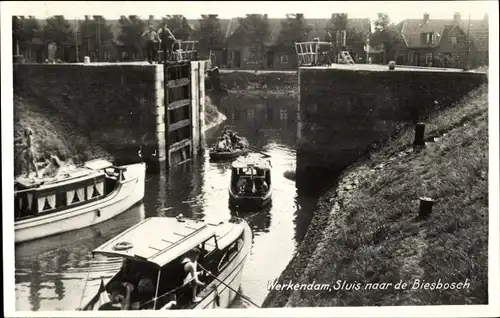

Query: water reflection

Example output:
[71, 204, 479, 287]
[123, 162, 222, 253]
[15, 94, 326, 310]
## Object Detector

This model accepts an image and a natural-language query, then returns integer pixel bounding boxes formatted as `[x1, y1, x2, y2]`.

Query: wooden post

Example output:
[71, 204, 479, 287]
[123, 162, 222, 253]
[191, 61, 200, 155]
[155, 64, 166, 165]
[413, 122, 426, 150]
[419, 197, 434, 220]
[198, 60, 206, 150]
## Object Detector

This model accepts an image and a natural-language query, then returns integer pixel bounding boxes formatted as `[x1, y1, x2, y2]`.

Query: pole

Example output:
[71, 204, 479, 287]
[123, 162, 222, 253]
[465, 13, 471, 70]
[75, 18, 79, 62]
[97, 16, 101, 62]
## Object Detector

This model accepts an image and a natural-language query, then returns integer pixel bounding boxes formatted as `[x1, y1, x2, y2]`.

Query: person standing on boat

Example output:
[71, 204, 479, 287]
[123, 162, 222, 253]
[182, 248, 205, 303]
[17, 128, 40, 178]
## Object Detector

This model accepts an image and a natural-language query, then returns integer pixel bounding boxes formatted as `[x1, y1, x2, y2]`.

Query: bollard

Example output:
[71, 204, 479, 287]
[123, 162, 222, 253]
[83, 56, 90, 64]
[413, 122, 426, 150]
[388, 61, 395, 70]
[419, 197, 434, 220]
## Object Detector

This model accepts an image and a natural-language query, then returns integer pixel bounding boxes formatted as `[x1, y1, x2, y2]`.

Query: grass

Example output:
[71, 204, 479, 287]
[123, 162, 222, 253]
[263, 84, 488, 307]
[14, 94, 114, 177]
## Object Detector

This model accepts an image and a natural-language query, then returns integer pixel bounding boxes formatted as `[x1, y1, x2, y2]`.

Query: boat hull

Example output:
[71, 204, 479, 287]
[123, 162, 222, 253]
[209, 148, 249, 161]
[15, 162, 146, 244]
[195, 222, 253, 309]
[228, 187, 272, 208]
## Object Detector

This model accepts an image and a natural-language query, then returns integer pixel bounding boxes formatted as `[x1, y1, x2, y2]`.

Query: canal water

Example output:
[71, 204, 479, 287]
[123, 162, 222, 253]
[14, 94, 323, 310]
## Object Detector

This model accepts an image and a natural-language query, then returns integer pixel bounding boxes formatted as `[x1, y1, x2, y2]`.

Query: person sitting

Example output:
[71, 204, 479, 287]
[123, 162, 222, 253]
[181, 248, 206, 303]
[106, 281, 134, 310]
[42, 155, 63, 178]
[236, 178, 247, 193]
[216, 138, 227, 152]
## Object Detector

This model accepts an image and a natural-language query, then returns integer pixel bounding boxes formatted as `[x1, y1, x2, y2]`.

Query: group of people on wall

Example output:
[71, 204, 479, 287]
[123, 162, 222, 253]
[141, 25, 178, 64]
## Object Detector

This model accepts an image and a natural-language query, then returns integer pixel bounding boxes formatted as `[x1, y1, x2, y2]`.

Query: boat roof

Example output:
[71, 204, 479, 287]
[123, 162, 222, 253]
[15, 161, 112, 191]
[91, 217, 242, 267]
[232, 153, 272, 170]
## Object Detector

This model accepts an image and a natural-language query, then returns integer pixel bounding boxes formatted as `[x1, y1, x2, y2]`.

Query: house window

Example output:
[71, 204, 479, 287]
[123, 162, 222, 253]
[280, 55, 289, 64]
[279, 108, 288, 120]
[421, 32, 436, 44]
[425, 53, 433, 66]
[451, 36, 457, 45]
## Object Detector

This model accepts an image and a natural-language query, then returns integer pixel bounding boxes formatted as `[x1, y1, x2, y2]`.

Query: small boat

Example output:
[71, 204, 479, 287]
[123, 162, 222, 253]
[79, 215, 252, 310]
[14, 159, 146, 244]
[209, 137, 249, 162]
[228, 153, 272, 208]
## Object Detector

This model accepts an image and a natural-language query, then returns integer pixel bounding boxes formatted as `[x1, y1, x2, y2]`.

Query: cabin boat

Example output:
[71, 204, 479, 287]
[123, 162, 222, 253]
[14, 159, 146, 244]
[228, 153, 272, 208]
[79, 215, 252, 310]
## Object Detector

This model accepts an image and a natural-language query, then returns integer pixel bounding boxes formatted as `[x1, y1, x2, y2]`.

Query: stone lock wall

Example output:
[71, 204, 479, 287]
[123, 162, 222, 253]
[297, 65, 488, 182]
[14, 62, 207, 169]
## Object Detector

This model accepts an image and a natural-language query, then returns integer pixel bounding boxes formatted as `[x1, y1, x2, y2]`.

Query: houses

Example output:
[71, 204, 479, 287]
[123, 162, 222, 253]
[219, 17, 372, 70]
[392, 13, 489, 68]
[14, 13, 488, 69]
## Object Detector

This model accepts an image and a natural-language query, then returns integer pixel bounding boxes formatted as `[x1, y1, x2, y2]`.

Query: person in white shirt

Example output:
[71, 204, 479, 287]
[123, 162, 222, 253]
[181, 248, 205, 303]
[142, 25, 160, 64]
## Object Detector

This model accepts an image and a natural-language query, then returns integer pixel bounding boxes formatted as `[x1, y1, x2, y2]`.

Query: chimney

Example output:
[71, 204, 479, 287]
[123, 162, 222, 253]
[423, 13, 430, 24]
[149, 15, 154, 22]
[453, 12, 461, 24]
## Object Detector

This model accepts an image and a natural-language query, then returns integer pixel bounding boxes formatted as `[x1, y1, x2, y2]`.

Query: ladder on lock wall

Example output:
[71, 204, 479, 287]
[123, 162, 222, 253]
[338, 51, 355, 64]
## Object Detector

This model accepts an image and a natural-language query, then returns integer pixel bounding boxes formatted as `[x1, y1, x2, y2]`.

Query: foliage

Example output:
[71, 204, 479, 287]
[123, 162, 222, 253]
[162, 15, 191, 40]
[117, 15, 146, 55]
[12, 16, 41, 54]
[236, 14, 271, 46]
[196, 14, 224, 52]
[330, 13, 349, 31]
[276, 14, 313, 49]
[370, 13, 401, 62]
[78, 16, 114, 54]
[41, 15, 73, 46]
[374, 12, 391, 31]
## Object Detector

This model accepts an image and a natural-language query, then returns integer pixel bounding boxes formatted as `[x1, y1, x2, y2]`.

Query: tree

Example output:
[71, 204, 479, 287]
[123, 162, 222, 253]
[42, 15, 73, 47]
[12, 16, 41, 55]
[236, 14, 270, 63]
[196, 14, 223, 54]
[79, 15, 114, 59]
[326, 13, 349, 46]
[276, 14, 313, 50]
[162, 15, 191, 40]
[118, 15, 146, 58]
[374, 13, 390, 31]
[370, 13, 401, 63]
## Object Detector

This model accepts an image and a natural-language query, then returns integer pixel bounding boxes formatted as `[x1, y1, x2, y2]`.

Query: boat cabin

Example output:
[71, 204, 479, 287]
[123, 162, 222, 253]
[14, 159, 126, 221]
[230, 154, 272, 196]
[83, 216, 246, 310]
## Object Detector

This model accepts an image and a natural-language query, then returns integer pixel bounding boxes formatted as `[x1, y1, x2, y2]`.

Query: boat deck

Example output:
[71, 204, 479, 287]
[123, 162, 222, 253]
[15, 159, 113, 190]
[92, 217, 240, 267]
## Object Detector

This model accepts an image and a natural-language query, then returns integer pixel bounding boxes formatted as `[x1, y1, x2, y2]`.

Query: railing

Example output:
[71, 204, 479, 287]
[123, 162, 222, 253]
[295, 41, 333, 67]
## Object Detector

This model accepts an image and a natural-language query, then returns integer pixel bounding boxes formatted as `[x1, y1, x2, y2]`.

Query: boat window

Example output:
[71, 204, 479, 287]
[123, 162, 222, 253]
[67, 188, 86, 205]
[201, 236, 218, 254]
[15, 191, 36, 218]
[37, 193, 57, 213]
[217, 233, 244, 272]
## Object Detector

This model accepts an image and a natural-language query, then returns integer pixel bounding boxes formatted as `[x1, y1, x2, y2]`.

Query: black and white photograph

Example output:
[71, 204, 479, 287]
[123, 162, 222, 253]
[1, 1, 499, 317]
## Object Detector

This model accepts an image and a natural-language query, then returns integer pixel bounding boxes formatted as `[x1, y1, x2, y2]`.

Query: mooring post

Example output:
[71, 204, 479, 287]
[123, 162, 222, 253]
[419, 197, 434, 220]
[413, 122, 426, 150]
[388, 61, 395, 70]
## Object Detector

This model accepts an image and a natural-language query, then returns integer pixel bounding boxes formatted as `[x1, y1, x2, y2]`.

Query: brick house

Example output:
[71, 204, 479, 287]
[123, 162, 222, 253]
[223, 17, 371, 70]
[395, 13, 489, 68]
